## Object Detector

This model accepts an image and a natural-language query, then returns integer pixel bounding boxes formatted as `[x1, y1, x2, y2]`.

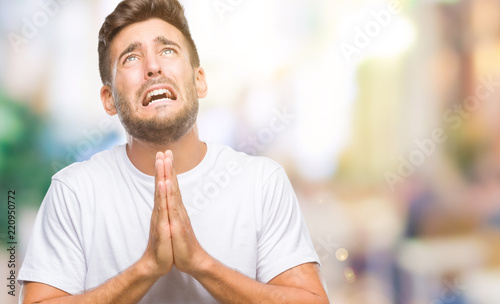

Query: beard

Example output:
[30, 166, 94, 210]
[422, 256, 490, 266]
[112, 76, 199, 145]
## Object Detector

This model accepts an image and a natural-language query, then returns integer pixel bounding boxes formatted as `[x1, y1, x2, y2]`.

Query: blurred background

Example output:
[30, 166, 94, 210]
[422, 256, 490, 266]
[1, 0, 500, 303]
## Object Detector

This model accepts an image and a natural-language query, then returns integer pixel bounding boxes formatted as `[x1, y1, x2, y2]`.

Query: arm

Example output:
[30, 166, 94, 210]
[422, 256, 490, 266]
[20, 261, 158, 304]
[191, 260, 329, 304]
[20, 154, 174, 304]
[162, 151, 329, 304]
[21, 262, 329, 304]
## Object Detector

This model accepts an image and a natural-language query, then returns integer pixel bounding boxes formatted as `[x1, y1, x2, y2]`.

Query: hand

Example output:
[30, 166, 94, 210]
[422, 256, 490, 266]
[163, 150, 210, 275]
[140, 152, 174, 278]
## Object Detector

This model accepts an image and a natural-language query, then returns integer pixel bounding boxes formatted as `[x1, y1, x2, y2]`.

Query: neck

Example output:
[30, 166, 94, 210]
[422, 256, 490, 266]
[125, 124, 207, 176]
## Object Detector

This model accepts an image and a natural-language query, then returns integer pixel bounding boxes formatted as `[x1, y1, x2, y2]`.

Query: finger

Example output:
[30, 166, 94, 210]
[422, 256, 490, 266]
[165, 150, 173, 161]
[155, 158, 165, 208]
[158, 180, 168, 211]
[165, 179, 179, 223]
[151, 157, 163, 234]
[152, 158, 162, 221]
[164, 155, 173, 182]
[157, 180, 170, 237]
[164, 157, 181, 211]
[164, 151, 180, 191]
[166, 178, 191, 228]
[163, 152, 190, 225]
[158, 150, 167, 179]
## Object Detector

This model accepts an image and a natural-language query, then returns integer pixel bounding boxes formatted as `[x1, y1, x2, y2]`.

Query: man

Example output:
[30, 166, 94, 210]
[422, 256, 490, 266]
[18, 0, 328, 303]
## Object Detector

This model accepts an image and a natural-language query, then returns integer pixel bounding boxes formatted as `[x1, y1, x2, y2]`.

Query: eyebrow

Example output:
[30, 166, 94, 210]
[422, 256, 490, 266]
[153, 35, 182, 50]
[117, 36, 182, 63]
[118, 41, 142, 63]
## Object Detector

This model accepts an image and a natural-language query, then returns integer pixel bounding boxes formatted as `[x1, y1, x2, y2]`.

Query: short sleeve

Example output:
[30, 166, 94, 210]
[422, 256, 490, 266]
[256, 167, 319, 283]
[17, 179, 86, 294]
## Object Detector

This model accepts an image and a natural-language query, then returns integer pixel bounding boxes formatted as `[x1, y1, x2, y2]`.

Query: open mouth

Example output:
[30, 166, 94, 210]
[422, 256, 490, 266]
[142, 87, 177, 106]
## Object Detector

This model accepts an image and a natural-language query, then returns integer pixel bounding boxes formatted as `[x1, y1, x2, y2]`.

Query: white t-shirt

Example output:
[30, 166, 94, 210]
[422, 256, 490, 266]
[18, 143, 319, 303]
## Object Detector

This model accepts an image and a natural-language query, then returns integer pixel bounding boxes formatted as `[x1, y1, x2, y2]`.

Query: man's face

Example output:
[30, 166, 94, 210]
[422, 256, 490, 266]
[103, 18, 206, 144]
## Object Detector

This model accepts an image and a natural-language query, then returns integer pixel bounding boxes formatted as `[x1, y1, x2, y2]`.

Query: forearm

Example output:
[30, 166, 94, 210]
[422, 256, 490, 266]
[29, 260, 160, 304]
[191, 258, 327, 304]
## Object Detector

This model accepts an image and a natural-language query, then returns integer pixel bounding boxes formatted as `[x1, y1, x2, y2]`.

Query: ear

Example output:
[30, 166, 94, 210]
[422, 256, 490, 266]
[194, 67, 208, 99]
[100, 84, 117, 115]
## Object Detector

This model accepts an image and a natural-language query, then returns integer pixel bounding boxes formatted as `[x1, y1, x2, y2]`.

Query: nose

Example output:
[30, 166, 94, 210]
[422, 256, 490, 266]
[147, 69, 161, 77]
[145, 54, 162, 78]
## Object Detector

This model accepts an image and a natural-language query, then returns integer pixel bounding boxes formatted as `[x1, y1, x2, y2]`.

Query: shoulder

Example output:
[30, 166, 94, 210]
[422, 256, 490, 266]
[51, 144, 123, 187]
[208, 142, 285, 183]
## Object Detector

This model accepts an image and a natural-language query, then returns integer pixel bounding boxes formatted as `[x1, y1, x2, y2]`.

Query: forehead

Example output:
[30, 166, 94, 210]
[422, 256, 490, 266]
[110, 18, 187, 60]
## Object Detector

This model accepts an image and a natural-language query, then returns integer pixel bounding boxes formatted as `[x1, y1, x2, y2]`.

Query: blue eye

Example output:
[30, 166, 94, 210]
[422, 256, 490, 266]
[124, 54, 138, 63]
[161, 48, 175, 55]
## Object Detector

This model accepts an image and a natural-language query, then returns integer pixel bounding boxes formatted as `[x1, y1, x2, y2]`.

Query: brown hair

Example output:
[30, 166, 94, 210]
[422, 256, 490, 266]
[98, 0, 200, 85]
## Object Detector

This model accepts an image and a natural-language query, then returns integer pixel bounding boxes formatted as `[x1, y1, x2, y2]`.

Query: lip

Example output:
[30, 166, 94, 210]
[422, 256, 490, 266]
[140, 84, 178, 107]
[143, 98, 176, 109]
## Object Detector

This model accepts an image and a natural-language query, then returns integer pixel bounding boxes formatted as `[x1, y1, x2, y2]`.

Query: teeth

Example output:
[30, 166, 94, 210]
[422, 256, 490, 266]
[147, 88, 172, 99]
[150, 97, 170, 105]
[145, 88, 175, 105]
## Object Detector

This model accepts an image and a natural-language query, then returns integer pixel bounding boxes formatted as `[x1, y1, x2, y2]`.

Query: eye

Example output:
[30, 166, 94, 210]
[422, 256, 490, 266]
[161, 47, 176, 55]
[124, 54, 139, 64]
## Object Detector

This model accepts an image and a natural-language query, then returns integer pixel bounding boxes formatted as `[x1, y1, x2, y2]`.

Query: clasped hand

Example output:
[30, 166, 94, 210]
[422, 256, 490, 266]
[142, 150, 208, 278]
